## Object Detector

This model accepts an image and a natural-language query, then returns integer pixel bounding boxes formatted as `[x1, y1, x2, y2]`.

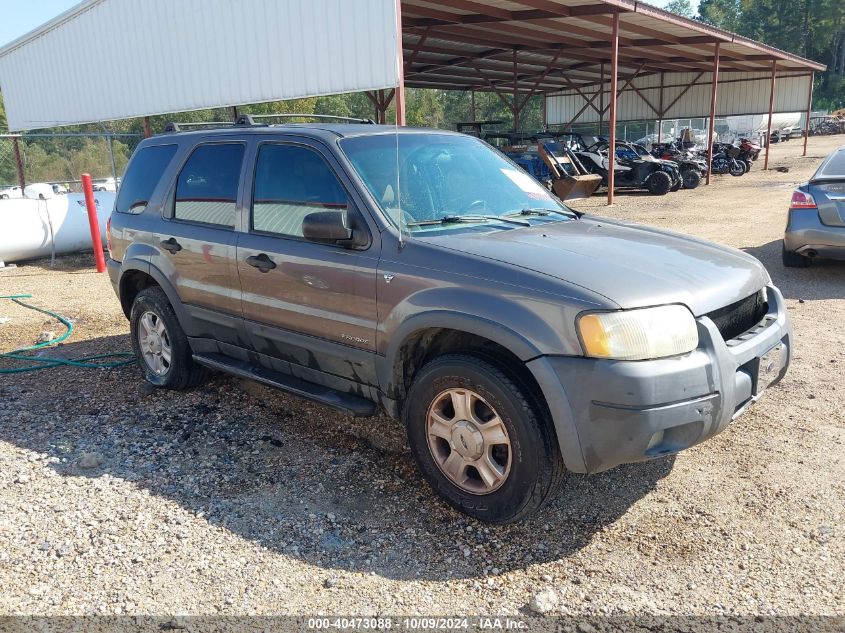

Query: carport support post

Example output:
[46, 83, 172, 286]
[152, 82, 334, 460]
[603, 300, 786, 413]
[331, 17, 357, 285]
[802, 72, 814, 157]
[706, 42, 720, 186]
[394, 0, 406, 126]
[764, 59, 777, 171]
[657, 72, 664, 143]
[607, 12, 619, 206]
[12, 136, 25, 191]
[142, 116, 152, 139]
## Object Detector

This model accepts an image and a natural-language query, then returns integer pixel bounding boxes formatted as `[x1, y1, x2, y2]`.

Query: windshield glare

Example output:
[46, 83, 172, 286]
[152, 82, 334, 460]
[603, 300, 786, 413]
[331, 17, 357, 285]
[339, 133, 570, 230]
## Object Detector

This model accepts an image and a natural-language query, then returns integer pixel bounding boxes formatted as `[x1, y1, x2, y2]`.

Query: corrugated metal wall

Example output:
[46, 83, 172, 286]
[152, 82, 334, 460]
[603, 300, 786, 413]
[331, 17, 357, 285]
[0, 0, 398, 130]
[546, 71, 812, 125]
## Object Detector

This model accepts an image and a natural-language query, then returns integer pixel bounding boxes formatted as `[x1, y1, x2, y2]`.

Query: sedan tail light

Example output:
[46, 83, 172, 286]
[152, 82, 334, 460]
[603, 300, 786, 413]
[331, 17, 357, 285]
[790, 189, 817, 209]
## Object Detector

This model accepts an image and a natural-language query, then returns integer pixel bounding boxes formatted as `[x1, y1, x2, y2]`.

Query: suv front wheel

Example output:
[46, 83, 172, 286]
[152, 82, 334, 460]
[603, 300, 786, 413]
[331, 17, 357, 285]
[130, 286, 206, 390]
[404, 354, 564, 523]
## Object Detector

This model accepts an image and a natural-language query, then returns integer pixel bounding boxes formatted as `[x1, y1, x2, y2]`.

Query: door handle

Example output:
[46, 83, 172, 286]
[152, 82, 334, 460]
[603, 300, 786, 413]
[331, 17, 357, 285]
[246, 253, 276, 273]
[160, 237, 182, 254]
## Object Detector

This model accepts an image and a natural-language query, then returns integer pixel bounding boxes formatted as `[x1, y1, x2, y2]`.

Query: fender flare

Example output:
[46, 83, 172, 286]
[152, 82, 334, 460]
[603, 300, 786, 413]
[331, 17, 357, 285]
[379, 310, 543, 398]
[116, 257, 192, 333]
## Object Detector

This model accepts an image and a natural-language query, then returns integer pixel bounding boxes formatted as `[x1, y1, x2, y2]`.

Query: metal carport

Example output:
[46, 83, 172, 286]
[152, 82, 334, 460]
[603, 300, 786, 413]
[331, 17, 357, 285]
[0, 0, 826, 204]
[398, 0, 826, 201]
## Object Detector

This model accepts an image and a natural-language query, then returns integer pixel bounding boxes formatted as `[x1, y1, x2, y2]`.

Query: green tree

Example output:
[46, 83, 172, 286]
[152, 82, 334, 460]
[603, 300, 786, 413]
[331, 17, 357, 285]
[665, 0, 695, 18]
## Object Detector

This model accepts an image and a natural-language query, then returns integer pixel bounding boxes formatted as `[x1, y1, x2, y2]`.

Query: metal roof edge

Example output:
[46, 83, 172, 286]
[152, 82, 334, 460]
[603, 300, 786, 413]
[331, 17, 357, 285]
[628, 1, 826, 72]
[0, 0, 105, 58]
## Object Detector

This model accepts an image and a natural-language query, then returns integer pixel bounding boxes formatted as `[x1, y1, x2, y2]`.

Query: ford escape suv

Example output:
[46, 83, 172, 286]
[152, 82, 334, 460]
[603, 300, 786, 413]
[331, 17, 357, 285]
[107, 117, 792, 523]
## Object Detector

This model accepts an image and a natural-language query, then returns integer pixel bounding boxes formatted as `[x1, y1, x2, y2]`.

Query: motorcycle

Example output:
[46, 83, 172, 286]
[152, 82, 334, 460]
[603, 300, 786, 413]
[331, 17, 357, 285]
[705, 143, 746, 177]
[737, 138, 761, 173]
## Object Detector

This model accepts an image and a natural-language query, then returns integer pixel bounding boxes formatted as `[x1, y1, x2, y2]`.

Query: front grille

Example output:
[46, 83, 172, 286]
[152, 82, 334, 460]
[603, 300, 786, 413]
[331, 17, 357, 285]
[705, 290, 768, 342]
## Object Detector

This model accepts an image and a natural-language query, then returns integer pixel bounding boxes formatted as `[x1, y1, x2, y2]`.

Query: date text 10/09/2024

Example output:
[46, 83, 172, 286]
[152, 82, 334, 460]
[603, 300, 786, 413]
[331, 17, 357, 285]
[307, 617, 529, 630]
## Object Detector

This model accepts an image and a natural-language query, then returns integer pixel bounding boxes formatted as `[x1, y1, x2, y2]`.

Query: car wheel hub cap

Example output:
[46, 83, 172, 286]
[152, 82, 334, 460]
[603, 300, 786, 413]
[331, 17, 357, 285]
[425, 387, 512, 495]
[137, 311, 172, 376]
[451, 420, 484, 460]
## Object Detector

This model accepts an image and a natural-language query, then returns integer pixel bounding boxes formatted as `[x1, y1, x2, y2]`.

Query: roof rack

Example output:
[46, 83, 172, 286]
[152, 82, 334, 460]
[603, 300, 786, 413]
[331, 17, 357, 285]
[163, 121, 235, 133]
[162, 113, 376, 134]
[235, 113, 375, 126]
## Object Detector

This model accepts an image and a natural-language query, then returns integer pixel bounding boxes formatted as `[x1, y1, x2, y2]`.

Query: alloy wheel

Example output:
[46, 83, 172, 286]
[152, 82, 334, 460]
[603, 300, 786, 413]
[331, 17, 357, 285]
[426, 388, 512, 494]
[137, 310, 172, 376]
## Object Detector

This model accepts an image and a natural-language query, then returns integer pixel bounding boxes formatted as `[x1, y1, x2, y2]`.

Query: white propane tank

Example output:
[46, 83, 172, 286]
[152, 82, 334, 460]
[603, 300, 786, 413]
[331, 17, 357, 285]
[0, 192, 115, 264]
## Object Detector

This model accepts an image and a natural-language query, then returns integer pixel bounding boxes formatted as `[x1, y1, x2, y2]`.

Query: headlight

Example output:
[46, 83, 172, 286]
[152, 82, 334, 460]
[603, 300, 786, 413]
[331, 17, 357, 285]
[577, 305, 699, 360]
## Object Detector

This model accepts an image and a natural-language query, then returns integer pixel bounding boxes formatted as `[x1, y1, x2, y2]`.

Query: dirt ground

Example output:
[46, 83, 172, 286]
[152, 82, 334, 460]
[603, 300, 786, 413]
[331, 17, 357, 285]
[0, 135, 843, 621]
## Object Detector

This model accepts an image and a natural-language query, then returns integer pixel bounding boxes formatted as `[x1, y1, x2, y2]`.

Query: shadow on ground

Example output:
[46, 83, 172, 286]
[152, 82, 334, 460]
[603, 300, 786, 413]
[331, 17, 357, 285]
[743, 239, 845, 302]
[1, 334, 674, 581]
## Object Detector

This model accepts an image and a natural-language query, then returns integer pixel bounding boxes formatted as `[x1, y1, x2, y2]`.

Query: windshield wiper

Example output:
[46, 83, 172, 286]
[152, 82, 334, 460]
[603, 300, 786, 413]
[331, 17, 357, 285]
[506, 207, 582, 219]
[405, 214, 530, 227]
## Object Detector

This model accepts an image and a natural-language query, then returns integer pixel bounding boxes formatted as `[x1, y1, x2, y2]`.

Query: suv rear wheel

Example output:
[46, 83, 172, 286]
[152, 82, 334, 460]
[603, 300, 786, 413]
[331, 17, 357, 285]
[130, 286, 206, 390]
[404, 354, 564, 523]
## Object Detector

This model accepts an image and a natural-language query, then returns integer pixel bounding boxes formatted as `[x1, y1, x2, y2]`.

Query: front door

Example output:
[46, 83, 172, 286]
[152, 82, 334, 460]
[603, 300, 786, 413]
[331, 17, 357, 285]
[236, 140, 380, 385]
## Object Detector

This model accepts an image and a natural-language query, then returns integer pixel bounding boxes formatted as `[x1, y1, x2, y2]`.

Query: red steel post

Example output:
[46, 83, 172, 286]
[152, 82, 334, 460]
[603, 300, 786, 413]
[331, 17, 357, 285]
[802, 72, 814, 157]
[706, 42, 720, 185]
[607, 12, 619, 205]
[394, 0, 406, 125]
[764, 59, 777, 171]
[81, 173, 107, 273]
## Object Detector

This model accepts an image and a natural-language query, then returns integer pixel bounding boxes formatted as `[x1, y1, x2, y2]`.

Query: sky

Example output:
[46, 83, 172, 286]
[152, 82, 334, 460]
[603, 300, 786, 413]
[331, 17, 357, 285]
[0, 0, 702, 49]
[0, 0, 80, 47]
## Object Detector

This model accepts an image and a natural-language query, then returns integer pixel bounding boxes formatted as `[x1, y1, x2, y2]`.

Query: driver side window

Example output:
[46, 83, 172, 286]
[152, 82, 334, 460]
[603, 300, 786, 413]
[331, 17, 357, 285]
[252, 143, 348, 237]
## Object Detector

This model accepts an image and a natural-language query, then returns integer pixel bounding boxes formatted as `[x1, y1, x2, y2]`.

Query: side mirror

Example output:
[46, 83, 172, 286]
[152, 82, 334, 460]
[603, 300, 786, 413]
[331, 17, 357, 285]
[302, 210, 353, 244]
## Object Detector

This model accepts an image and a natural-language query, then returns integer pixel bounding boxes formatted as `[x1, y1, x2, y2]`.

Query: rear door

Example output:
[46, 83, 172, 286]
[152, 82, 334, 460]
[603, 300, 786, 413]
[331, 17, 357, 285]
[156, 141, 247, 345]
[235, 138, 380, 386]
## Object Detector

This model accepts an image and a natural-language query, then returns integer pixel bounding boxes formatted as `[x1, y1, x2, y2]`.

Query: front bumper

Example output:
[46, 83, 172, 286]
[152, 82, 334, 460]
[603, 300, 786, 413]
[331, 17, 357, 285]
[528, 285, 792, 474]
[784, 208, 845, 259]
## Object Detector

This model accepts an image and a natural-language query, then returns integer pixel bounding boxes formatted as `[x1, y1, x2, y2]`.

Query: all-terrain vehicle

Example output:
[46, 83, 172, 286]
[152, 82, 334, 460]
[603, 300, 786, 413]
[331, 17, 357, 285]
[576, 139, 682, 195]
[650, 141, 707, 189]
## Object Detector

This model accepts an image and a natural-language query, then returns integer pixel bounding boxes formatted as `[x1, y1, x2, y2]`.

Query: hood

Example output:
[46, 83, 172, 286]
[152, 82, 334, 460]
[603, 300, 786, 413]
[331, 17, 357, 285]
[423, 217, 769, 316]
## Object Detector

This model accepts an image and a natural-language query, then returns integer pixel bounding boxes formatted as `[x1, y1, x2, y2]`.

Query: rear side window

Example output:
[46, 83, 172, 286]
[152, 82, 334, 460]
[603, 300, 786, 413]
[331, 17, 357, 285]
[252, 144, 347, 237]
[115, 144, 177, 214]
[174, 143, 245, 227]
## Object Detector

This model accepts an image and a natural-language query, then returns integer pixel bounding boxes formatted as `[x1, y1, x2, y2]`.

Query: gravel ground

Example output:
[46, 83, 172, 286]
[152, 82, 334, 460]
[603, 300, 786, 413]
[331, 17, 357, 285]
[0, 135, 843, 621]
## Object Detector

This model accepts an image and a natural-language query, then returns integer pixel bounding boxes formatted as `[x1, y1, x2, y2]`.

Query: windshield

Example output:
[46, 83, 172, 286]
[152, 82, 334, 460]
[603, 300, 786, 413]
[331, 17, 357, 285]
[339, 133, 572, 231]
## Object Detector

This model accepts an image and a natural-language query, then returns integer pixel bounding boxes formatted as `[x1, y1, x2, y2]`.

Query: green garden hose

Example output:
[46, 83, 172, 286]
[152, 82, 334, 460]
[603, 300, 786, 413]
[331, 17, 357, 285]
[0, 294, 135, 374]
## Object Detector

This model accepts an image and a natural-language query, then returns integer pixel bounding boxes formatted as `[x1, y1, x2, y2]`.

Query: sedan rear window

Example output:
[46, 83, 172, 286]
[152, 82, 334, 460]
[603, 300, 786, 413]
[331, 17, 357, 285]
[815, 149, 845, 180]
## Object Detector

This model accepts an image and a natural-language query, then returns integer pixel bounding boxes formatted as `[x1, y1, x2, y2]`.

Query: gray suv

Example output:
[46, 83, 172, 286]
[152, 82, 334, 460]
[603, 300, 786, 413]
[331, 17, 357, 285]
[108, 119, 792, 522]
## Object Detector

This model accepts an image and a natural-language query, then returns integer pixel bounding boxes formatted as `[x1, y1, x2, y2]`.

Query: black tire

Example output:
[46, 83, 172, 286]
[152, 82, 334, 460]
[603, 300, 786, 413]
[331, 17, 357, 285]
[129, 286, 206, 390]
[782, 242, 811, 268]
[729, 161, 746, 177]
[681, 169, 701, 189]
[742, 159, 753, 172]
[670, 177, 681, 192]
[645, 171, 672, 195]
[403, 353, 565, 523]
